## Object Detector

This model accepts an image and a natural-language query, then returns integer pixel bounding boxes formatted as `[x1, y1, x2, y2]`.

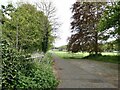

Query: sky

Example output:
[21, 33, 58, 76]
[0, 0, 76, 47]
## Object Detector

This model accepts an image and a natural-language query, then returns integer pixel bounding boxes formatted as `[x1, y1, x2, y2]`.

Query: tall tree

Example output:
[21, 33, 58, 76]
[2, 3, 50, 52]
[68, 2, 106, 54]
[36, 0, 59, 53]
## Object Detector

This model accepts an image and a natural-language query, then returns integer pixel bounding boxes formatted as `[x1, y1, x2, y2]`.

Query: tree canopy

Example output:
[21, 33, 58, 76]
[68, 1, 120, 53]
[67, 2, 106, 54]
[1, 3, 55, 53]
[98, 1, 120, 50]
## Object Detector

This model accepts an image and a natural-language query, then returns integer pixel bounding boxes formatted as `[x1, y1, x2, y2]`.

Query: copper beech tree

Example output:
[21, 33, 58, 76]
[67, 2, 106, 54]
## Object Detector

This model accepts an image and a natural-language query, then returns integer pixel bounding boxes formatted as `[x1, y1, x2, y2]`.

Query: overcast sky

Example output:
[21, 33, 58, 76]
[0, 0, 76, 47]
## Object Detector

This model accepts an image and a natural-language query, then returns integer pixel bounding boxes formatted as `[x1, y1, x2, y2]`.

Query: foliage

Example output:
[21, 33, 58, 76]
[37, 1, 59, 53]
[2, 40, 58, 89]
[98, 1, 120, 49]
[1, 3, 54, 53]
[98, 2, 120, 33]
[1, 2, 59, 89]
[41, 52, 53, 65]
[68, 2, 106, 54]
[101, 40, 118, 52]
[2, 40, 19, 89]
[17, 63, 58, 89]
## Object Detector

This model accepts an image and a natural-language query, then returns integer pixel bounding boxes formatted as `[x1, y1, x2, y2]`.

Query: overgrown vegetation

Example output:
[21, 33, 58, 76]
[2, 40, 58, 89]
[1, 2, 57, 53]
[1, 1, 119, 89]
[1, 2, 59, 89]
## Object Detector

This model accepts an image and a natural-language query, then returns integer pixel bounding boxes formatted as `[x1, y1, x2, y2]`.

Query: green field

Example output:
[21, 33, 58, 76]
[51, 51, 89, 59]
[51, 51, 119, 64]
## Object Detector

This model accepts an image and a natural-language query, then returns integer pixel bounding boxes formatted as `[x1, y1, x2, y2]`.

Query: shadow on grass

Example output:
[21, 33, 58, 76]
[83, 54, 120, 64]
[63, 57, 82, 59]
[54, 51, 119, 64]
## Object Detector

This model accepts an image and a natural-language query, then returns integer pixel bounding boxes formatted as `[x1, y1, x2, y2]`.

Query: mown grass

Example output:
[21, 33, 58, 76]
[52, 51, 89, 59]
[52, 50, 119, 64]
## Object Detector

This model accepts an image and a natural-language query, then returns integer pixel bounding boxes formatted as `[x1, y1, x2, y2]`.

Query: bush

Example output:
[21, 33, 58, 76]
[16, 61, 58, 89]
[2, 40, 19, 89]
[2, 40, 58, 89]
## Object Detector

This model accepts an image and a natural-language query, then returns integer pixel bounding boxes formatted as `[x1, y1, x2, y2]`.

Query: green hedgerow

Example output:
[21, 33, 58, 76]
[2, 40, 59, 89]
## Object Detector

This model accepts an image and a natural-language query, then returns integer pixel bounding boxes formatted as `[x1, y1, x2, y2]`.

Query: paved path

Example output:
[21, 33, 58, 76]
[53, 54, 118, 88]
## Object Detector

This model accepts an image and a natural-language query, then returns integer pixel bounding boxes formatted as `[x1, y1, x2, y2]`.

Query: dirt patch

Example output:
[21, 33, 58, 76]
[52, 59, 60, 80]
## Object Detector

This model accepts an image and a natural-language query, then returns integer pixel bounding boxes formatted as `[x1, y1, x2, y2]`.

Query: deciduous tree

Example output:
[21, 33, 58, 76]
[36, 0, 59, 53]
[2, 3, 51, 53]
[68, 2, 106, 54]
[98, 1, 120, 50]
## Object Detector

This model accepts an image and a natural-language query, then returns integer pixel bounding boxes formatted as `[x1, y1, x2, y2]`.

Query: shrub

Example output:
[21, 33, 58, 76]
[2, 40, 58, 89]
[17, 63, 58, 89]
[2, 40, 18, 89]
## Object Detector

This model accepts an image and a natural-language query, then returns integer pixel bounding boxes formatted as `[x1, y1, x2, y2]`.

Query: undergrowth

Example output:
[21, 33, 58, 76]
[2, 40, 59, 89]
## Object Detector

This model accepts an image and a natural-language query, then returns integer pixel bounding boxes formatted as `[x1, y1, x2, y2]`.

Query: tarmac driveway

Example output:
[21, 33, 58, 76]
[53, 54, 119, 88]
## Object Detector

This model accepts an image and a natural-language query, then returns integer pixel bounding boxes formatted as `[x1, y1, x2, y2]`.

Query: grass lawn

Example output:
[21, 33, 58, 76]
[51, 50, 119, 64]
[51, 51, 89, 59]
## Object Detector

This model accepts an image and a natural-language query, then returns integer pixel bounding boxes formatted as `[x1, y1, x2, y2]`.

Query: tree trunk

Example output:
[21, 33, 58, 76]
[95, 31, 98, 55]
[42, 28, 49, 53]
